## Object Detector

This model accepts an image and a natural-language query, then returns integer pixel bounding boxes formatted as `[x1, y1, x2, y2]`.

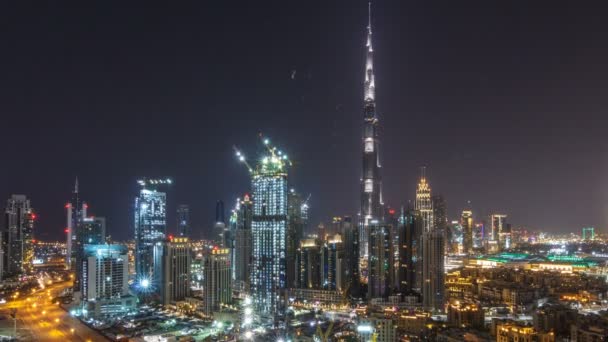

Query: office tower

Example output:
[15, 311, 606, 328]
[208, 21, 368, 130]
[296, 239, 320, 289]
[214, 200, 226, 244]
[75, 216, 106, 294]
[384, 208, 400, 289]
[461, 210, 474, 255]
[341, 217, 361, 296]
[287, 189, 305, 288]
[81, 244, 134, 317]
[177, 205, 190, 238]
[153, 236, 191, 305]
[66, 178, 87, 271]
[415, 170, 433, 292]
[422, 229, 444, 311]
[203, 247, 232, 314]
[490, 214, 508, 248]
[245, 139, 289, 316]
[432, 195, 447, 255]
[321, 234, 344, 291]
[582, 227, 595, 241]
[368, 224, 393, 299]
[134, 178, 170, 280]
[359, 4, 383, 265]
[234, 194, 253, 286]
[399, 207, 422, 293]
[4, 195, 35, 275]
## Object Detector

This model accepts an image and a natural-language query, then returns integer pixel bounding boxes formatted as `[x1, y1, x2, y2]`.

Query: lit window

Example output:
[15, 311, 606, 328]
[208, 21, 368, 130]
[364, 180, 373, 193]
[364, 138, 374, 152]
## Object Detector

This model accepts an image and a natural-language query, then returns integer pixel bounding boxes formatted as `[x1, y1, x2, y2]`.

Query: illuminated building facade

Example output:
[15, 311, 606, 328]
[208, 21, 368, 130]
[66, 178, 87, 271]
[134, 178, 170, 279]
[359, 4, 383, 264]
[153, 236, 191, 305]
[246, 139, 290, 316]
[496, 321, 555, 342]
[447, 300, 484, 329]
[321, 234, 344, 291]
[582, 227, 595, 240]
[296, 239, 320, 289]
[338, 216, 360, 295]
[399, 208, 422, 293]
[233, 194, 253, 286]
[177, 204, 190, 238]
[461, 210, 474, 255]
[490, 214, 510, 249]
[75, 216, 106, 293]
[203, 247, 232, 314]
[368, 224, 393, 299]
[4, 194, 35, 276]
[81, 244, 130, 312]
[415, 170, 433, 234]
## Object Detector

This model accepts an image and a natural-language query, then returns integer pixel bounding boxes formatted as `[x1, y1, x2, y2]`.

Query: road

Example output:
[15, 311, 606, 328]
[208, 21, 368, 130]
[0, 280, 108, 341]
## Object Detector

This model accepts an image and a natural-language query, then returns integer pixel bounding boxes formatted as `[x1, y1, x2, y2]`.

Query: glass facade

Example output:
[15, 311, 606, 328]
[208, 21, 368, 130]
[134, 188, 167, 278]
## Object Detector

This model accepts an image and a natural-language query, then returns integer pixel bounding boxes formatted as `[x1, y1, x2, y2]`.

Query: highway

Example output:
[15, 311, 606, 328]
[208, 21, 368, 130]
[1, 280, 108, 341]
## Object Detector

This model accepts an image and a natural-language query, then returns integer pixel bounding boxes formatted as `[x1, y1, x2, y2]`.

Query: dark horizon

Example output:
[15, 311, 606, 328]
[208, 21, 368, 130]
[1, 1, 607, 241]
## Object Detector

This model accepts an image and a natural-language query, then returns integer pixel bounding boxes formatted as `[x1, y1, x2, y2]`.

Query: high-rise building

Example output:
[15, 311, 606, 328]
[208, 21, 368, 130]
[134, 178, 170, 281]
[153, 236, 191, 306]
[296, 239, 320, 289]
[415, 170, 433, 234]
[177, 205, 190, 238]
[75, 216, 106, 294]
[66, 178, 86, 271]
[432, 195, 447, 255]
[287, 189, 305, 288]
[4, 194, 35, 276]
[81, 244, 134, 317]
[240, 138, 290, 316]
[233, 194, 253, 287]
[422, 228, 444, 311]
[490, 214, 508, 249]
[203, 247, 232, 314]
[399, 207, 422, 293]
[338, 216, 360, 296]
[214, 200, 226, 244]
[582, 227, 595, 241]
[359, 4, 383, 265]
[368, 224, 393, 299]
[461, 210, 474, 255]
[321, 234, 344, 291]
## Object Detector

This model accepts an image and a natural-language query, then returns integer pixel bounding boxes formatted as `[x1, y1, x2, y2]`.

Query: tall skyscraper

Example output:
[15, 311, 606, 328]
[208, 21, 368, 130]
[214, 200, 226, 244]
[153, 236, 191, 305]
[236, 138, 290, 316]
[461, 210, 474, 255]
[338, 216, 360, 296]
[203, 247, 232, 314]
[66, 178, 87, 271]
[367, 224, 393, 299]
[233, 194, 253, 287]
[422, 228, 445, 311]
[359, 4, 383, 263]
[134, 178, 170, 281]
[4, 195, 35, 275]
[296, 239, 320, 289]
[321, 234, 344, 291]
[399, 207, 422, 293]
[81, 244, 134, 317]
[287, 189, 305, 288]
[432, 195, 448, 255]
[490, 214, 508, 248]
[75, 216, 106, 294]
[415, 169, 433, 234]
[177, 205, 190, 238]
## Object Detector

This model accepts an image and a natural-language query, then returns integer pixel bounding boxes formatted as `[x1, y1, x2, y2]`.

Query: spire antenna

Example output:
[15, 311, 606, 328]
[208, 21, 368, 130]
[368, 2, 372, 30]
[74, 176, 79, 193]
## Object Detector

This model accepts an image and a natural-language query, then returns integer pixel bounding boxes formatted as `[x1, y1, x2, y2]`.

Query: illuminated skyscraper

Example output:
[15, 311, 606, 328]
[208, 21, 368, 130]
[296, 239, 320, 289]
[66, 178, 87, 271]
[153, 236, 191, 305]
[203, 247, 232, 314]
[415, 169, 433, 234]
[490, 214, 508, 249]
[134, 178, 170, 280]
[359, 3, 383, 263]
[4, 195, 35, 275]
[235, 137, 290, 316]
[368, 224, 393, 299]
[461, 210, 474, 255]
[321, 234, 344, 291]
[399, 207, 422, 293]
[177, 205, 190, 238]
[75, 216, 106, 294]
[233, 194, 253, 287]
[337, 216, 360, 295]
[287, 189, 305, 288]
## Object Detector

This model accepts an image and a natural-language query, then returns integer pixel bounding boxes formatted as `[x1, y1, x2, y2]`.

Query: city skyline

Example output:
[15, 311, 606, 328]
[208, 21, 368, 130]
[2, 1, 607, 241]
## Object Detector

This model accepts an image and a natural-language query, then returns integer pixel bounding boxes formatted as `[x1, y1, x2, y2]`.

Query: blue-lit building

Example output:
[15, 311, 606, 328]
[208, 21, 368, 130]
[134, 178, 170, 280]
[81, 244, 134, 317]
[237, 139, 290, 317]
[75, 216, 106, 294]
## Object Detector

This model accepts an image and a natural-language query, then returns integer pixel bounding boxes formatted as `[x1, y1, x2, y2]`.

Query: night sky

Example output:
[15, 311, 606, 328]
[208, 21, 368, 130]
[1, 1, 607, 241]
